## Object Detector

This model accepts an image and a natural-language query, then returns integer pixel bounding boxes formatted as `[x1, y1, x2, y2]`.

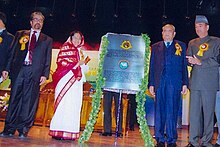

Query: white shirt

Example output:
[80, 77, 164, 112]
[24, 29, 41, 62]
[0, 28, 6, 34]
[164, 41, 173, 48]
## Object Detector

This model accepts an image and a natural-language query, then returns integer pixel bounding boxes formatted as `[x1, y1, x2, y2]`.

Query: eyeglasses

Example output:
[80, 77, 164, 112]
[32, 18, 44, 23]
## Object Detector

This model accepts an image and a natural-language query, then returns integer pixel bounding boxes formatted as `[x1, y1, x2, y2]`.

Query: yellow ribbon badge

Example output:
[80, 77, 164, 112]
[175, 43, 182, 56]
[0, 37, 3, 44]
[19, 36, 29, 50]
[120, 40, 132, 50]
[197, 43, 208, 56]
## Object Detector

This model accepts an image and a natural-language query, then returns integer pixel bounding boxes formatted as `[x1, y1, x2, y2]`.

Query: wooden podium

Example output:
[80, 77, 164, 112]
[0, 90, 129, 136]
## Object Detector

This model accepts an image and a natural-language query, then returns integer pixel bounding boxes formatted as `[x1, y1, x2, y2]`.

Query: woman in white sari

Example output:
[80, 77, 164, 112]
[49, 31, 89, 140]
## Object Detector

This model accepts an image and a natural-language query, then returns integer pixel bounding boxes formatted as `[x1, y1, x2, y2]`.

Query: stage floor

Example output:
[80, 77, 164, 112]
[0, 121, 218, 147]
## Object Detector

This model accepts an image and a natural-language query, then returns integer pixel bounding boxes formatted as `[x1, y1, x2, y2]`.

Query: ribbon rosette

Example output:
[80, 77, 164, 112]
[19, 36, 29, 50]
[175, 43, 182, 56]
[0, 37, 3, 44]
[197, 43, 208, 56]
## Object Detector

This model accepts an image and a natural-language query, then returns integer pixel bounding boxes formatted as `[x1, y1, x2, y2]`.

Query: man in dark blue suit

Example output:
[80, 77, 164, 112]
[148, 24, 188, 147]
[0, 12, 14, 82]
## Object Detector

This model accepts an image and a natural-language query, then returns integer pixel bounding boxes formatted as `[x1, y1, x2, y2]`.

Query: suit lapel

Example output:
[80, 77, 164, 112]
[22, 31, 46, 50]
[23, 30, 30, 36]
[21, 30, 30, 51]
[156, 42, 165, 66]
[158, 42, 166, 59]
[35, 32, 46, 47]
[158, 41, 165, 52]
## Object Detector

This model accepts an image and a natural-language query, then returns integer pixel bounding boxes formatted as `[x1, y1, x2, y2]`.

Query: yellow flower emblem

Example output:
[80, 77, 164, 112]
[175, 43, 182, 56]
[0, 37, 3, 44]
[19, 35, 29, 50]
[120, 40, 132, 50]
[197, 43, 208, 56]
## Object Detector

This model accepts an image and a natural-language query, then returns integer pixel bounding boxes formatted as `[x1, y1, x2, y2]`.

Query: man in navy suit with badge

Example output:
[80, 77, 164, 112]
[0, 11, 53, 138]
[148, 24, 188, 147]
[0, 12, 14, 83]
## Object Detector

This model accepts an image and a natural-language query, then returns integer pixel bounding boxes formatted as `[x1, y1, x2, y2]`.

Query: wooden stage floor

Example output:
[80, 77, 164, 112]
[0, 121, 218, 147]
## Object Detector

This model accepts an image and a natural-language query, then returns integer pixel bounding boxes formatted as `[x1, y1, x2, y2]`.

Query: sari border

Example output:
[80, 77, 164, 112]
[54, 75, 77, 112]
[49, 130, 79, 140]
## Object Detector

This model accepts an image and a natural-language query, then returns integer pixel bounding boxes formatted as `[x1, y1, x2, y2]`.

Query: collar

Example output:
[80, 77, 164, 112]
[0, 28, 6, 34]
[199, 35, 209, 43]
[30, 28, 41, 40]
[30, 28, 41, 34]
[164, 41, 173, 45]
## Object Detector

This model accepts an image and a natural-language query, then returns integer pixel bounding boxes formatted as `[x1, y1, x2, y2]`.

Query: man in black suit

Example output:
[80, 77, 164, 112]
[101, 90, 123, 137]
[127, 94, 137, 131]
[0, 11, 53, 138]
[0, 12, 14, 82]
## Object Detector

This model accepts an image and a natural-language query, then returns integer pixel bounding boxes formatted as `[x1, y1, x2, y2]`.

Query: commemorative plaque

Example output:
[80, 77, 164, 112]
[102, 33, 145, 91]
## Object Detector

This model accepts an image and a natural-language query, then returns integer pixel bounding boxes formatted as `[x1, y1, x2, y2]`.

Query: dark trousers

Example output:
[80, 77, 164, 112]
[127, 94, 137, 129]
[103, 91, 123, 133]
[154, 79, 181, 144]
[4, 65, 40, 134]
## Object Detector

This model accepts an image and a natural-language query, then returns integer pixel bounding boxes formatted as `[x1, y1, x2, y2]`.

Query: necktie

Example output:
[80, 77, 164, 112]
[166, 42, 170, 48]
[29, 31, 37, 62]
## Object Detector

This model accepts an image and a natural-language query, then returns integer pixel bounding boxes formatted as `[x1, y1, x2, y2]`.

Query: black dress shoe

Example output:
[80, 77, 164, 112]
[168, 143, 177, 147]
[129, 125, 135, 131]
[115, 133, 123, 138]
[155, 142, 165, 147]
[52, 136, 64, 140]
[0, 131, 14, 137]
[185, 143, 195, 147]
[18, 133, 27, 138]
[100, 132, 112, 136]
[129, 127, 135, 131]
